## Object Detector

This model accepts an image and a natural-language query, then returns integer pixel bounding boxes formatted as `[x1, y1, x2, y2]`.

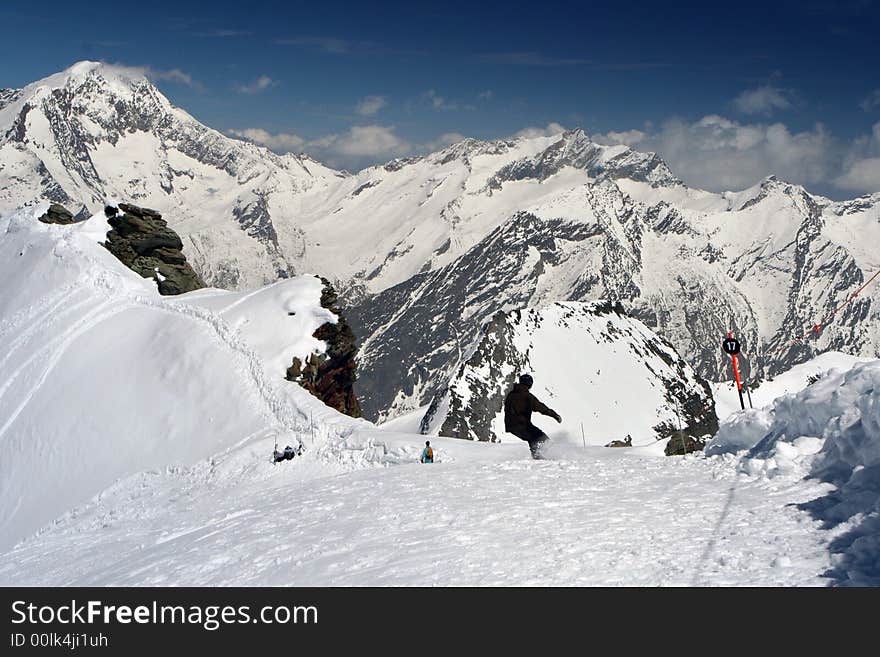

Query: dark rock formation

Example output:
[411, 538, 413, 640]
[287, 277, 362, 418]
[665, 431, 707, 456]
[37, 203, 77, 225]
[103, 202, 204, 295]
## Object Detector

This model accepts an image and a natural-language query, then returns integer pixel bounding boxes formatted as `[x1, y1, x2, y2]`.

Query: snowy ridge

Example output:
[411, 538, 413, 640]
[0, 204, 397, 550]
[421, 301, 717, 446]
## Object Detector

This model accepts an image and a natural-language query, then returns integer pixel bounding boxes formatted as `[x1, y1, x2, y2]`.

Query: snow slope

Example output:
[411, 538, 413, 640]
[422, 301, 716, 445]
[0, 435, 835, 586]
[0, 204, 368, 550]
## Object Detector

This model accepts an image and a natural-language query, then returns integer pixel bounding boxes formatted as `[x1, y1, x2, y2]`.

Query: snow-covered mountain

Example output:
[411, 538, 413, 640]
[421, 301, 717, 445]
[0, 62, 343, 290]
[348, 177, 880, 421]
[3, 62, 880, 427]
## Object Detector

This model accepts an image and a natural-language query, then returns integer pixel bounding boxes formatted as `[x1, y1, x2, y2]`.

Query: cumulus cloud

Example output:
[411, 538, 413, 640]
[629, 115, 835, 190]
[228, 128, 305, 152]
[514, 122, 567, 139]
[234, 75, 277, 94]
[733, 85, 793, 116]
[355, 95, 387, 116]
[593, 129, 647, 146]
[308, 125, 412, 165]
[593, 115, 880, 195]
[835, 122, 880, 191]
[835, 158, 880, 190]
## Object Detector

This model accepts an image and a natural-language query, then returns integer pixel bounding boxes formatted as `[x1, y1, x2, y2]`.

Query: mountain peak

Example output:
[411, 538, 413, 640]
[23, 60, 152, 96]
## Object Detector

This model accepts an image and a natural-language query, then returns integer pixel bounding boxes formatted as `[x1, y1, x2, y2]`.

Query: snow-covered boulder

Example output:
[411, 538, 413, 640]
[421, 301, 718, 447]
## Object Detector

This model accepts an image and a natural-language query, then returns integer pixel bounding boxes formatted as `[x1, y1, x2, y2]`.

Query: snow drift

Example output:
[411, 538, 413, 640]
[706, 359, 880, 584]
[0, 204, 364, 550]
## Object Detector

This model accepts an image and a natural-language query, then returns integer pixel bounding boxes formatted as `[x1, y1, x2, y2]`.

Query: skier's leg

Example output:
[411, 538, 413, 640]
[527, 426, 549, 459]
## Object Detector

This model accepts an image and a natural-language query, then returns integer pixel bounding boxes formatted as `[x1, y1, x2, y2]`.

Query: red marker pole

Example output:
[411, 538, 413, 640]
[723, 331, 746, 411]
[731, 352, 745, 411]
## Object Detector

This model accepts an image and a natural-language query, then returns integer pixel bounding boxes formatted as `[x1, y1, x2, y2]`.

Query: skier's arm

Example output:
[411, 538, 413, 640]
[530, 394, 561, 422]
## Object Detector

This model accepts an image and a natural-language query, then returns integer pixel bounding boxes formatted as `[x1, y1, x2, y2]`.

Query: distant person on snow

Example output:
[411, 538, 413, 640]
[504, 374, 561, 459]
[420, 440, 434, 464]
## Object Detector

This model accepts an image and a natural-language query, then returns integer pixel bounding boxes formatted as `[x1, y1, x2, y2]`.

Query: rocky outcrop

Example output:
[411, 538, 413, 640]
[665, 431, 707, 456]
[103, 203, 204, 295]
[37, 203, 77, 225]
[287, 277, 361, 417]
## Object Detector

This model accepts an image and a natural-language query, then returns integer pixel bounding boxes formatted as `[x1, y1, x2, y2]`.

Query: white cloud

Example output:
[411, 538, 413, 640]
[228, 128, 305, 152]
[355, 95, 387, 116]
[514, 122, 567, 139]
[835, 157, 880, 190]
[143, 67, 197, 87]
[836, 122, 880, 191]
[593, 129, 647, 146]
[309, 125, 411, 159]
[733, 85, 793, 116]
[234, 75, 277, 94]
[626, 115, 835, 191]
[478, 90, 494, 100]
[860, 89, 880, 111]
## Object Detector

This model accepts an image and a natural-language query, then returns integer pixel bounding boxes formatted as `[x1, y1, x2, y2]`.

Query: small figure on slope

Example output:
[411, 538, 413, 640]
[420, 440, 434, 464]
[503, 374, 562, 459]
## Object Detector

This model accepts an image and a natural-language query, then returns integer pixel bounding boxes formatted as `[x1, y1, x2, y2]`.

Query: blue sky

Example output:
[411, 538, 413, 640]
[1, 0, 879, 197]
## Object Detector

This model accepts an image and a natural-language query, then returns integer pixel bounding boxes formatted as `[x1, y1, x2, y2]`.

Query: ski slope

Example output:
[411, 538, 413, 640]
[0, 434, 836, 586]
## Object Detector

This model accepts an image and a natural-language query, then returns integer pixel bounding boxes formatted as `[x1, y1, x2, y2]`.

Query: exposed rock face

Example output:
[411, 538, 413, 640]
[103, 203, 204, 295]
[665, 431, 707, 456]
[287, 278, 362, 417]
[37, 203, 77, 225]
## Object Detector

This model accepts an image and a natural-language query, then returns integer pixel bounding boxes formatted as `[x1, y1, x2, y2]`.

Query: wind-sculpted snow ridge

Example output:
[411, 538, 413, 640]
[421, 301, 717, 446]
[0, 205, 397, 551]
[706, 359, 880, 585]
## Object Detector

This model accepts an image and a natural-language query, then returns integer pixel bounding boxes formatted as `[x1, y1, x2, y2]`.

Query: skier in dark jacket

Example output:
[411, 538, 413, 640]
[504, 374, 561, 459]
